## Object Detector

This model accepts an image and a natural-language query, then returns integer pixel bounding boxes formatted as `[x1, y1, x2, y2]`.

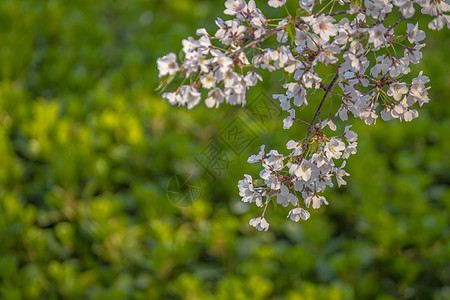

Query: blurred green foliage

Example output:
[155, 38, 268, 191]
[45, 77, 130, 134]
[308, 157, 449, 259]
[0, 0, 449, 299]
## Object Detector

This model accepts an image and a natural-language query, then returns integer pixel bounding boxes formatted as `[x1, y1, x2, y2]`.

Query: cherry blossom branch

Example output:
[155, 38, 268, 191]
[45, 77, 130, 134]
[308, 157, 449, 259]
[388, 15, 405, 32]
[328, 9, 350, 16]
[157, 0, 448, 231]
[303, 71, 339, 151]
[232, 27, 281, 58]
[368, 11, 392, 28]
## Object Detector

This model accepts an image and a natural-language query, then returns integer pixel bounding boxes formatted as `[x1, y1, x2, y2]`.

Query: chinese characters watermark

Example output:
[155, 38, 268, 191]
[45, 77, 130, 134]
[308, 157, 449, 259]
[167, 91, 280, 206]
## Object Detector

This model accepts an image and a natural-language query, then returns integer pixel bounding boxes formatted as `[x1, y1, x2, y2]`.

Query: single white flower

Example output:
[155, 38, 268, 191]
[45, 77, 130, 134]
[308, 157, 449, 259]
[305, 14, 338, 42]
[238, 174, 264, 207]
[428, 15, 450, 31]
[277, 185, 298, 207]
[283, 109, 296, 129]
[180, 85, 202, 110]
[299, 0, 315, 14]
[343, 125, 358, 142]
[157, 53, 179, 77]
[248, 145, 266, 163]
[343, 142, 358, 159]
[200, 73, 217, 89]
[294, 159, 316, 181]
[265, 150, 285, 171]
[273, 94, 291, 111]
[205, 88, 225, 108]
[245, 70, 263, 86]
[285, 82, 308, 107]
[387, 82, 409, 101]
[305, 194, 329, 209]
[334, 161, 350, 187]
[287, 140, 303, 156]
[302, 71, 322, 89]
[268, 0, 286, 8]
[162, 91, 181, 106]
[393, 0, 415, 18]
[224, 0, 247, 15]
[287, 207, 310, 222]
[260, 168, 281, 190]
[324, 138, 346, 159]
[368, 24, 388, 50]
[406, 22, 426, 43]
[249, 216, 270, 231]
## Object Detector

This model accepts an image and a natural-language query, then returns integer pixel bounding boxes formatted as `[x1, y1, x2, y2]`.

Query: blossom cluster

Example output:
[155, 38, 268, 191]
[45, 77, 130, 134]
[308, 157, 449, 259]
[239, 124, 358, 230]
[157, 0, 448, 230]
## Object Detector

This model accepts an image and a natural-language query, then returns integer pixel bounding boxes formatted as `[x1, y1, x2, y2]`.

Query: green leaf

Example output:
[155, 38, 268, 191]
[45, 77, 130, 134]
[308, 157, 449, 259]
[253, 179, 266, 188]
[351, 0, 363, 7]
[283, 71, 293, 83]
[155, 74, 177, 93]
[396, 35, 407, 43]
[296, 8, 309, 18]
[286, 23, 296, 46]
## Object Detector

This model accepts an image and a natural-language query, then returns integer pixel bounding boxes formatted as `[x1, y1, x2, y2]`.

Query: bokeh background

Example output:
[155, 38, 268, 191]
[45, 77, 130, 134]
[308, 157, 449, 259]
[0, 0, 449, 299]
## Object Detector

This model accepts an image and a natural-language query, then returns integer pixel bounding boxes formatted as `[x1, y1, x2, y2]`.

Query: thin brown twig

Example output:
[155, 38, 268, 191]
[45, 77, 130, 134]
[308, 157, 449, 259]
[232, 27, 281, 58]
[302, 71, 340, 152]
[387, 15, 404, 32]
[367, 11, 391, 28]
[328, 9, 350, 16]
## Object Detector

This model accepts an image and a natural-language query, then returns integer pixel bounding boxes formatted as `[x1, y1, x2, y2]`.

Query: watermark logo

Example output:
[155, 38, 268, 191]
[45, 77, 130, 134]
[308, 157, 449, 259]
[195, 140, 232, 182]
[166, 91, 280, 207]
[219, 117, 259, 155]
[244, 91, 282, 126]
[167, 175, 202, 207]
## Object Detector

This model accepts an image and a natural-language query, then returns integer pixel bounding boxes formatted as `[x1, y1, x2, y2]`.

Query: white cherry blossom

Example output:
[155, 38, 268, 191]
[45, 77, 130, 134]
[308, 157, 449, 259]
[268, 0, 286, 8]
[283, 109, 296, 129]
[157, 53, 179, 77]
[305, 194, 329, 209]
[249, 216, 270, 231]
[324, 138, 346, 160]
[224, 0, 247, 15]
[394, 0, 415, 18]
[304, 14, 338, 42]
[288, 207, 310, 221]
[277, 185, 298, 207]
[299, 0, 315, 14]
[157, 0, 444, 230]
[387, 82, 408, 100]
[406, 22, 426, 43]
